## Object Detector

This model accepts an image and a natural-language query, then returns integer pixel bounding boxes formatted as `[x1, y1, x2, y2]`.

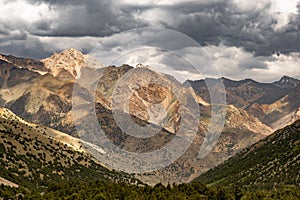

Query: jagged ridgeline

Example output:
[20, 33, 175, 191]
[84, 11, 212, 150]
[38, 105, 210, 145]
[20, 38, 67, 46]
[194, 119, 300, 189]
[0, 108, 139, 189]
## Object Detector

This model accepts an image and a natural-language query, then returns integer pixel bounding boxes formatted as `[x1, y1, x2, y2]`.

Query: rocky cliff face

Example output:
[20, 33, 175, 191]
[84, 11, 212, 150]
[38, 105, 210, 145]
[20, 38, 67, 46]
[95, 65, 187, 134]
[225, 105, 272, 135]
[41, 48, 86, 79]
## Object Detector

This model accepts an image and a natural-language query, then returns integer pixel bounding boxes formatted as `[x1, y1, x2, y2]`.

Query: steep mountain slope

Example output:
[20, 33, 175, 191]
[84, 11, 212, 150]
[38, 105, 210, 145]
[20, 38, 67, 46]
[195, 119, 300, 189]
[187, 76, 300, 127]
[0, 54, 48, 73]
[288, 107, 300, 125]
[0, 108, 136, 189]
[249, 84, 300, 129]
[95, 64, 193, 134]
[138, 104, 270, 184]
[2, 71, 76, 135]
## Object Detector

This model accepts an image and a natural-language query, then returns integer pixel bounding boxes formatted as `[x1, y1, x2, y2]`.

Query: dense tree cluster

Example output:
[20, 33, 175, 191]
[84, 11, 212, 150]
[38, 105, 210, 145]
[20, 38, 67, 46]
[1, 181, 300, 199]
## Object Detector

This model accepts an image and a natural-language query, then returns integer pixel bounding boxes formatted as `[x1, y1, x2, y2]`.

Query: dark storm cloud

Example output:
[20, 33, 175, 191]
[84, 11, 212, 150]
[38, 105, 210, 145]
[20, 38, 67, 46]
[0, 37, 48, 58]
[31, 0, 300, 56]
[25, 0, 146, 37]
[1, 0, 300, 62]
[130, 0, 300, 56]
[239, 58, 268, 70]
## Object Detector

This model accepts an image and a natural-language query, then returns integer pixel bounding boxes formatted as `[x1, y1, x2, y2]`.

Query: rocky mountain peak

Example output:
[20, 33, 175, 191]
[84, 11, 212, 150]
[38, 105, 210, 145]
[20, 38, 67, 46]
[52, 48, 84, 58]
[41, 48, 86, 79]
[274, 75, 300, 89]
[279, 75, 294, 81]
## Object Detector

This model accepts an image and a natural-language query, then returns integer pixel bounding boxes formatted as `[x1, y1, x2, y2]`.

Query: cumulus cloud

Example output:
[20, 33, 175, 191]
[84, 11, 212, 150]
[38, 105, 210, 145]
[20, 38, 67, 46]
[198, 45, 300, 82]
[88, 28, 293, 83]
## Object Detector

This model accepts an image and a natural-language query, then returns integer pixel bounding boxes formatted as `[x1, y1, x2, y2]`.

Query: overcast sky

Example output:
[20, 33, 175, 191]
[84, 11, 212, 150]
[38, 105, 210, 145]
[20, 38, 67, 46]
[0, 0, 300, 82]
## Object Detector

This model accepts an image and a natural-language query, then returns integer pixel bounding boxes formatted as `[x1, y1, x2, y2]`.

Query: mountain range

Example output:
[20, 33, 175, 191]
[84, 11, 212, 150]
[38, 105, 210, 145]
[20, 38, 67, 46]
[187, 75, 300, 129]
[0, 49, 299, 187]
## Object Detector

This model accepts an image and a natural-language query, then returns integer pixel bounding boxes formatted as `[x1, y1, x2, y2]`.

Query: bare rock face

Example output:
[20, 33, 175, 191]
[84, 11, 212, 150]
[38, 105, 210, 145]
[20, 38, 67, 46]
[41, 48, 86, 79]
[129, 92, 150, 121]
[225, 105, 273, 136]
[136, 83, 168, 104]
[248, 84, 300, 129]
[7, 73, 75, 135]
[273, 106, 300, 129]
[95, 65, 186, 134]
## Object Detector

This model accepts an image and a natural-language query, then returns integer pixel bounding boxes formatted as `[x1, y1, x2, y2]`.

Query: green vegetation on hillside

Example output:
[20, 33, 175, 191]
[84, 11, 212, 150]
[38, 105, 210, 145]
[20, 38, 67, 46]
[195, 120, 300, 190]
[1, 181, 300, 199]
[0, 112, 139, 191]
[1, 115, 299, 199]
[1, 108, 300, 199]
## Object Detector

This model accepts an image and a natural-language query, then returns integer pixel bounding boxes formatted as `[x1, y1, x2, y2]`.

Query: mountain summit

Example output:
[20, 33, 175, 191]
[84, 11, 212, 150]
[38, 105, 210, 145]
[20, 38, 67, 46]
[273, 75, 300, 89]
[41, 48, 86, 79]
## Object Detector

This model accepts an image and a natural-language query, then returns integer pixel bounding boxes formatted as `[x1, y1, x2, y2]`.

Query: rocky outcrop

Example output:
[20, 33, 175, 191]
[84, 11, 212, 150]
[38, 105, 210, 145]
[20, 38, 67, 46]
[41, 48, 86, 79]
